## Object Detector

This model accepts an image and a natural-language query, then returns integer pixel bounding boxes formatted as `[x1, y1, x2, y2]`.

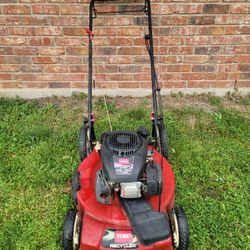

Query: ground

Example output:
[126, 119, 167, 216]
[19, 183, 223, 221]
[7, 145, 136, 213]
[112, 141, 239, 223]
[0, 93, 249, 250]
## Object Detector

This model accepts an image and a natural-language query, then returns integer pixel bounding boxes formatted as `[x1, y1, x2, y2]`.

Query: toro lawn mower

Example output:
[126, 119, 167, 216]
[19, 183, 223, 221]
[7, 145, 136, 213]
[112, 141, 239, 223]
[62, 0, 189, 249]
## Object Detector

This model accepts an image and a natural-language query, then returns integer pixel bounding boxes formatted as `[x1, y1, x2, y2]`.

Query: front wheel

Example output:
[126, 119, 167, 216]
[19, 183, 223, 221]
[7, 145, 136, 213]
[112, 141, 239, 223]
[169, 207, 189, 250]
[62, 209, 82, 250]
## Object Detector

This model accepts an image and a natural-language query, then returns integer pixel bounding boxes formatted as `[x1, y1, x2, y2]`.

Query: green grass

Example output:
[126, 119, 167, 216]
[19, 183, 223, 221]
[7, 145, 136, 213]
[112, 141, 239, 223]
[0, 96, 249, 250]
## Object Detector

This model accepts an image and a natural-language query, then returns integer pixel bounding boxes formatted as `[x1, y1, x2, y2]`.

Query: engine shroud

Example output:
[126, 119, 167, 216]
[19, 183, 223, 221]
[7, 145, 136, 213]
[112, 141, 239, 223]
[100, 130, 148, 183]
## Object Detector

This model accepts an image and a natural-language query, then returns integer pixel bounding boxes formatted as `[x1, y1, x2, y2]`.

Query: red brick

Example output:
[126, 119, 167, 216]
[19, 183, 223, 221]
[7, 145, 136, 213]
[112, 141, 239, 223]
[61, 6, 87, 15]
[22, 16, 49, 25]
[69, 65, 87, 73]
[2, 5, 30, 14]
[221, 46, 246, 54]
[0, 47, 13, 55]
[35, 27, 62, 36]
[44, 65, 68, 73]
[117, 48, 142, 55]
[173, 4, 203, 14]
[0, 74, 12, 80]
[71, 82, 88, 88]
[161, 16, 188, 26]
[111, 38, 132, 46]
[160, 37, 184, 46]
[28, 37, 53, 46]
[39, 47, 65, 55]
[36, 74, 61, 81]
[210, 81, 234, 88]
[219, 65, 239, 73]
[169, 46, 193, 55]
[0, 65, 19, 72]
[203, 4, 230, 14]
[158, 56, 183, 64]
[239, 64, 250, 72]
[209, 56, 234, 63]
[108, 57, 132, 64]
[188, 16, 215, 25]
[55, 38, 84, 46]
[66, 47, 88, 55]
[117, 27, 144, 36]
[192, 65, 216, 72]
[20, 65, 43, 72]
[50, 16, 79, 26]
[48, 82, 70, 88]
[1, 37, 27, 45]
[110, 74, 133, 81]
[187, 81, 210, 88]
[117, 82, 140, 88]
[163, 81, 186, 89]
[235, 56, 250, 63]
[183, 55, 208, 63]
[8, 27, 35, 36]
[62, 74, 86, 81]
[0, 16, 21, 25]
[13, 73, 35, 81]
[235, 80, 250, 88]
[167, 65, 191, 72]
[21, 82, 47, 88]
[228, 73, 250, 80]
[33, 57, 57, 64]
[13, 47, 38, 55]
[0, 82, 20, 88]
[63, 28, 85, 36]
[182, 73, 205, 80]
[204, 73, 228, 80]
[58, 56, 82, 64]
[133, 74, 151, 81]
[32, 5, 59, 14]
[230, 4, 250, 14]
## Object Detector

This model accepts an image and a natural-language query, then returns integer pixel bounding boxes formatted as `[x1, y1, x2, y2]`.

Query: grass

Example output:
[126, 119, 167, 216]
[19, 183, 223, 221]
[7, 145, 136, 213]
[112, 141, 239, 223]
[0, 95, 249, 250]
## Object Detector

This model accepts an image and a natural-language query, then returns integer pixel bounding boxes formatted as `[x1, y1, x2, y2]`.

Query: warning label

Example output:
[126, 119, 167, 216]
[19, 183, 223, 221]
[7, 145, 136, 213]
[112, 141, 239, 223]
[113, 156, 134, 176]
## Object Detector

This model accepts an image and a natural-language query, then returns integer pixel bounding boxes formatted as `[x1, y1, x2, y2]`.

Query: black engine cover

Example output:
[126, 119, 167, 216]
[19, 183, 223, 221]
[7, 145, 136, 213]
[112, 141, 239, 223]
[100, 130, 147, 182]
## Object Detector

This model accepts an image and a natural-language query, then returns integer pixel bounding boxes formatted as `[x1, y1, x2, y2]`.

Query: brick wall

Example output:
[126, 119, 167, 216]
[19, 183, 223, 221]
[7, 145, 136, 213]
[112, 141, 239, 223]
[0, 0, 249, 91]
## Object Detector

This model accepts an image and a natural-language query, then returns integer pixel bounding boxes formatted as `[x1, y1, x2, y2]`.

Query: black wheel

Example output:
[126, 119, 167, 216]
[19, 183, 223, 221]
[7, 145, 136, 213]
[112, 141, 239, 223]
[62, 209, 81, 250]
[170, 207, 189, 250]
[71, 171, 80, 205]
[79, 126, 91, 161]
[158, 123, 169, 160]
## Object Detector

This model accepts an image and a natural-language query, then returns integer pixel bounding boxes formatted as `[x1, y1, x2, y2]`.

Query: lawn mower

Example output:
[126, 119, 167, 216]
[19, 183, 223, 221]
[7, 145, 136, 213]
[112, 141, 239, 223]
[62, 0, 189, 249]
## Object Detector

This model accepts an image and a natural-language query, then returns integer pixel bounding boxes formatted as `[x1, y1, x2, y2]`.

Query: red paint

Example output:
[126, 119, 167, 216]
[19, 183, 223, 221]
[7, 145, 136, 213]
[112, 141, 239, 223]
[77, 147, 175, 250]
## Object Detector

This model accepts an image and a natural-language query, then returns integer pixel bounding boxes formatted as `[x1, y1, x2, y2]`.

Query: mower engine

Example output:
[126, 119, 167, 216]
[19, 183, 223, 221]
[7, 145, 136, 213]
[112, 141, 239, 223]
[96, 129, 162, 204]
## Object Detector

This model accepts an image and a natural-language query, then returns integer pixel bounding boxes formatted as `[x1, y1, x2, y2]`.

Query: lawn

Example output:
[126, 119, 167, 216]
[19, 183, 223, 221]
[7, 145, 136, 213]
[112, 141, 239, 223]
[0, 93, 249, 250]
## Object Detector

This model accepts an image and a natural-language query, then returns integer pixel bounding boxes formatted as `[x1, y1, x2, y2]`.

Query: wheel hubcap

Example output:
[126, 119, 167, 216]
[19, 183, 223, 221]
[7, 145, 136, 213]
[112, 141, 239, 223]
[73, 212, 81, 250]
[170, 211, 179, 248]
[86, 128, 91, 155]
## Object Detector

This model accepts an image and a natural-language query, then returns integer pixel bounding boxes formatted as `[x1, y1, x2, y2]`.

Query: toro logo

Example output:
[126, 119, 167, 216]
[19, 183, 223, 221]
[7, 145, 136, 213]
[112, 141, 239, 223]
[114, 231, 133, 243]
[118, 158, 129, 165]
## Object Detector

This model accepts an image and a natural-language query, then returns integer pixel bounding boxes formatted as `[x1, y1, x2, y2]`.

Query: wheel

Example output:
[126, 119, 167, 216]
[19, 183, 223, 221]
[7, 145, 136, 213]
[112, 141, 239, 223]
[62, 209, 82, 250]
[169, 207, 189, 250]
[71, 171, 80, 205]
[79, 126, 91, 161]
[158, 123, 169, 160]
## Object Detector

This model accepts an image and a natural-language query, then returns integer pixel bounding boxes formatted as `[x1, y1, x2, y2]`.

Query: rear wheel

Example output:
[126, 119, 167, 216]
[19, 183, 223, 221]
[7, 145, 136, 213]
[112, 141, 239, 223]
[71, 171, 80, 205]
[158, 123, 169, 160]
[62, 209, 82, 250]
[170, 207, 189, 250]
[79, 126, 91, 161]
